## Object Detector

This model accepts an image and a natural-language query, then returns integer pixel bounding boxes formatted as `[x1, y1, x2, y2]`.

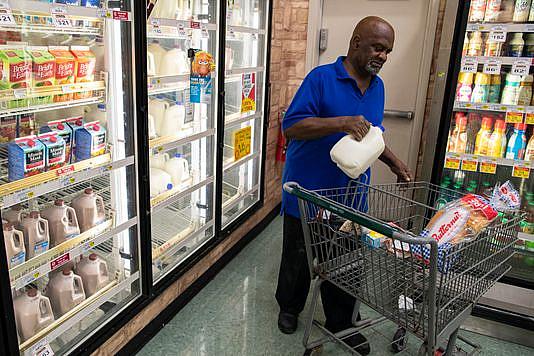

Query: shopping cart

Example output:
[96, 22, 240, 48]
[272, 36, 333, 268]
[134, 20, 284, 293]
[283, 180, 523, 356]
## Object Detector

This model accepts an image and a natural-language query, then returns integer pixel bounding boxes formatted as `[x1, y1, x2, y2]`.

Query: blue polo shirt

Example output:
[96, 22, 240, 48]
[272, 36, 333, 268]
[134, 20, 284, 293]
[281, 56, 385, 218]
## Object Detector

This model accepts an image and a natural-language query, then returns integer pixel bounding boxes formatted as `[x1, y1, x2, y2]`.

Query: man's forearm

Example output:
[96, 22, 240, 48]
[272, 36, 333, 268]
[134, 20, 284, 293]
[284, 117, 346, 140]
[379, 145, 401, 168]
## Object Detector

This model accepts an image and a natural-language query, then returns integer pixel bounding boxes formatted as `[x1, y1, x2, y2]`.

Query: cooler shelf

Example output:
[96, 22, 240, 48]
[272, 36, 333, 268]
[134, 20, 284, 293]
[150, 176, 213, 212]
[225, 66, 264, 77]
[463, 56, 534, 66]
[225, 111, 262, 127]
[147, 20, 216, 39]
[223, 150, 259, 172]
[454, 101, 534, 117]
[148, 127, 215, 154]
[0, 96, 104, 119]
[444, 152, 532, 171]
[466, 23, 534, 32]
[227, 25, 266, 34]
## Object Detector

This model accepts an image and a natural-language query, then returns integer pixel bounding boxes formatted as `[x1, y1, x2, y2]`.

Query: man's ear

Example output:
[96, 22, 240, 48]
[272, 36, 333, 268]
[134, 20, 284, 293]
[350, 34, 360, 50]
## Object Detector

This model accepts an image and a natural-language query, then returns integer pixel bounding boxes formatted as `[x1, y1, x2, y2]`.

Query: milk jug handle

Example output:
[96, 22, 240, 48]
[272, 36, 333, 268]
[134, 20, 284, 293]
[38, 218, 48, 235]
[73, 275, 85, 296]
[67, 207, 79, 227]
[96, 196, 106, 215]
[100, 261, 109, 277]
[182, 158, 189, 173]
[39, 297, 53, 320]
[13, 229, 23, 244]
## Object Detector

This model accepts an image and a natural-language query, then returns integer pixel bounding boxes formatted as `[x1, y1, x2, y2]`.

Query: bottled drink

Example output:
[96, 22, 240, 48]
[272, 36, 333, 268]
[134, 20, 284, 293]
[456, 72, 474, 102]
[469, 0, 488, 22]
[466, 114, 481, 154]
[485, 0, 503, 22]
[449, 114, 468, 153]
[513, 0, 532, 21]
[523, 128, 534, 160]
[468, 31, 484, 56]
[463, 33, 470, 57]
[508, 32, 525, 57]
[517, 74, 533, 105]
[506, 123, 527, 159]
[501, 74, 522, 105]
[529, 0, 534, 20]
[471, 73, 491, 103]
[484, 35, 503, 56]
[488, 74, 502, 103]
[524, 33, 534, 57]
[474, 116, 494, 155]
[487, 119, 507, 157]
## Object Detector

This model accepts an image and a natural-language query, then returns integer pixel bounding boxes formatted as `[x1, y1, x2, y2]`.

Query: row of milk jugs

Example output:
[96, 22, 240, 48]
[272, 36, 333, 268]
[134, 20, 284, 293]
[150, 153, 190, 197]
[3, 188, 106, 269]
[148, 96, 187, 139]
[14, 257, 109, 342]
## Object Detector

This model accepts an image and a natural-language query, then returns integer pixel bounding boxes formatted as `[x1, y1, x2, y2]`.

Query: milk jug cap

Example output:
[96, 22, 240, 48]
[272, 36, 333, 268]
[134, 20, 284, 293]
[62, 268, 72, 276]
[93, 124, 100, 131]
[175, 101, 183, 105]
[27, 288, 37, 297]
[27, 140, 35, 148]
[97, 104, 106, 110]
[89, 253, 97, 261]
[167, 183, 173, 190]
[84, 188, 94, 195]
[57, 123, 65, 130]
[481, 116, 493, 127]
[174, 153, 182, 158]
[29, 211, 40, 218]
[515, 123, 527, 131]
[49, 136, 57, 143]
[12, 205, 22, 212]
[3, 222, 13, 230]
[155, 95, 164, 99]
[54, 199, 65, 206]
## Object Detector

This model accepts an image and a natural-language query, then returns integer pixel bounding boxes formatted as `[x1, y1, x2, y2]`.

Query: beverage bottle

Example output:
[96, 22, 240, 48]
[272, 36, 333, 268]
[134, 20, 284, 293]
[506, 123, 527, 159]
[487, 119, 507, 157]
[488, 74, 502, 103]
[501, 73, 521, 105]
[517, 74, 533, 105]
[450, 114, 468, 153]
[484, 35, 503, 56]
[500, 0, 516, 21]
[468, 31, 484, 56]
[475, 116, 494, 155]
[530, 0, 534, 19]
[513, 0, 532, 21]
[508, 32, 525, 56]
[456, 72, 474, 102]
[466, 114, 481, 154]
[463, 33, 470, 57]
[485, 0, 503, 21]
[472, 73, 491, 103]
[525, 131, 534, 160]
[525, 33, 534, 57]
[470, 0, 488, 22]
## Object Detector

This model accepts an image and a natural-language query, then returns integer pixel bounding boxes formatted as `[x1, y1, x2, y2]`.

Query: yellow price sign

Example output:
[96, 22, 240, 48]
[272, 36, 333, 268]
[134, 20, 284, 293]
[461, 159, 478, 172]
[479, 159, 497, 174]
[512, 164, 530, 179]
[526, 112, 534, 125]
[444, 157, 460, 170]
[505, 111, 524, 124]
[233, 126, 252, 161]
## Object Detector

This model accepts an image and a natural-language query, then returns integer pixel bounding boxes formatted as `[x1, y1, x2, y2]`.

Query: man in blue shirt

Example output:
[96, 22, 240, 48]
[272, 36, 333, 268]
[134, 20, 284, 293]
[276, 16, 413, 354]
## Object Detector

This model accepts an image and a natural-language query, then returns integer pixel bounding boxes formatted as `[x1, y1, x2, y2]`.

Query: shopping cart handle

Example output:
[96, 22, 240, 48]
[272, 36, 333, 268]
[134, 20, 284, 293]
[283, 181, 300, 194]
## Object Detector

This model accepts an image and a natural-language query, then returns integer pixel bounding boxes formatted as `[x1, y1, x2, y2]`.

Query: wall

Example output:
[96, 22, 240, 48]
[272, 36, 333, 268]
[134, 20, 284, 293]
[93, 0, 309, 354]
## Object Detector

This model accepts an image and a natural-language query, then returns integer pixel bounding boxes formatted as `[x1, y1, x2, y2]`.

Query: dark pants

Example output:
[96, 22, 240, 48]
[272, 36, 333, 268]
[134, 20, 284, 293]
[275, 214, 357, 332]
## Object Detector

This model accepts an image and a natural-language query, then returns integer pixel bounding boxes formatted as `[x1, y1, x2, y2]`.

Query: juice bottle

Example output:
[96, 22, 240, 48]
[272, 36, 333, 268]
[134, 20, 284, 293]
[463, 33, 470, 57]
[513, 0, 532, 21]
[501, 73, 521, 105]
[456, 72, 474, 102]
[508, 32, 525, 56]
[470, 0, 488, 22]
[450, 114, 468, 153]
[467, 31, 484, 56]
[530, 0, 534, 19]
[485, 0, 503, 22]
[525, 131, 534, 160]
[517, 74, 533, 105]
[525, 33, 534, 57]
[484, 35, 503, 56]
[474, 116, 494, 155]
[488, 74, 502, 103]
[505, 123, 527, 159]
[471, 73, 491, 103]
[487, 119, 507, 157]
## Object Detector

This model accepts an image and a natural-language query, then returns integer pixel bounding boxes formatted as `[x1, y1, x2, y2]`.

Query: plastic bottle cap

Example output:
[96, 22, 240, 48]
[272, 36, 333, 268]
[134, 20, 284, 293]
[89, 253, 97, 261]
[27, 140, 35, 147]
[515, 123, 527, 131]
[495, 120, 506, 130]
[456, 115, 467, 126]
[167, 183, 173, 190]
[481, 117, 493, 127]
[3, 222, 13, 230]
[27, 289, 37, 298]
[93, 125, 100, 131]
[29, 211, 40, 218]
[84, 188, 94, 194]
[57, 123, 65, 130]
[55, 199, 64, 206]
[62, 268, 72, 276]
[50, 136, 57, 143]
[97, 104, 106, 110]
[175, 153, 182, 158]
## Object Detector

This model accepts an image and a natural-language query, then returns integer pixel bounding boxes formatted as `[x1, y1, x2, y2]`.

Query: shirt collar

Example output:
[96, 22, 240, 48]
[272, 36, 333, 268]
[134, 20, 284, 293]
[335, 56, 379, 88]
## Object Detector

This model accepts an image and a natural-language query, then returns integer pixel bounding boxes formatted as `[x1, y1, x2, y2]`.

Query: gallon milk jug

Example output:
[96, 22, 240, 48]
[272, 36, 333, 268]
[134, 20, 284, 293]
[160, 102, 185, 136]
[149, 96, 170, 134]
[148, 114, 157, 139]
[3, 205, 24, 225]
[150, 152, 169, 169]
[150, 168, 173, 197]
[161, 47, 189, 75]
[71, 188, 106, 233]
[3, 222, 26, 269]
[20, 211, 50, 259]
[76, 253, 109, 297]
[14, 288, 54, 342]
[330, 126, 385, 179]
[147, 50, 156, 76]
[147, 41, 167, 74]
[158, 0, 179, 19]
[41, 200, 80, 247]
[47, 268, 86, 316]
[164, 153, 189, 186]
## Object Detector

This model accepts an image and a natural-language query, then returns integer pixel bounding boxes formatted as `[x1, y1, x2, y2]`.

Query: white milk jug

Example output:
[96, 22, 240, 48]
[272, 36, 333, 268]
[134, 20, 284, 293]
[41, 200, 80, 247]
[71, 188, 106, 233]
[147, 50, 156, 76]
[150, 152, 169, 170]
[161, 48, 189, 75]
[76, 253, 109, 297]
[20, 211, 50, 259]
[158, 0, 179, 19]
[148, 96, 170, 134]
[330, 126, 385, 179]
[13, 288, 54, 342]
[3, 205, 24, 225]
[160, 102, 185, 136]
[148, 114, 157, 139]
[147, 41, 167, 74]
[164, 154, 189, 186]
[3, 222, 25, 268]
[47, 268, 86, 317]
[150, 168, 173, 197]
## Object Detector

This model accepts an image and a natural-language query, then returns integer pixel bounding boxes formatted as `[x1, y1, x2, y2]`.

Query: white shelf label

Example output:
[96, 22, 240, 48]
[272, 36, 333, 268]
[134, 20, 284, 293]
[31, 339, 54, 356]
[0, 8, 16, 26]
[177, 23, 188, 38]
[483, 59, 501, 74]
[200, 24, 209, 38]
[13, 88, 27, 99]
[489, 31, 507, 42]
[53, 14, 72, 28]
[511, 60, 530, 76]
[461, 57, 478, 73]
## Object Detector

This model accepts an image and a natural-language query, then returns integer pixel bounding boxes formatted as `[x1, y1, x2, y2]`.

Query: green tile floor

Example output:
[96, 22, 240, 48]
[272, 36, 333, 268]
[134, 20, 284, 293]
[138, 217, 534, 356]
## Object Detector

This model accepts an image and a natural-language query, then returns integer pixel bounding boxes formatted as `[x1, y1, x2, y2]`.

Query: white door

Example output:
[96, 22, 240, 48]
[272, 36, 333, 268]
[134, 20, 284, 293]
[310, 0, 440, 184]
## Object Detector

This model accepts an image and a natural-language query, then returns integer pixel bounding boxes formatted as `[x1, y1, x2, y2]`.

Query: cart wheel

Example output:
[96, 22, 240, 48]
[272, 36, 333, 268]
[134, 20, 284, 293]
[391, 327, 408, 353]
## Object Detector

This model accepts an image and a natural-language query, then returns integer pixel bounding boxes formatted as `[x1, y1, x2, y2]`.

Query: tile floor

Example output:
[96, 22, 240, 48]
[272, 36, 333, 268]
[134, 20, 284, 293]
[138, 217, 534, 356]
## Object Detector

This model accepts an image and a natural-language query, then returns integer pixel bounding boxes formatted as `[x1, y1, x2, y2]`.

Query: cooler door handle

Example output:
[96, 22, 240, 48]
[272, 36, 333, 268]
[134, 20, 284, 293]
[384, 110, 414, 120]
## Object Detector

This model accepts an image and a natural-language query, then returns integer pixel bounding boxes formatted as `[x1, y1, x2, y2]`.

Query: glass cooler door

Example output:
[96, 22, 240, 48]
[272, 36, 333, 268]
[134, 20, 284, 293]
[146, 0, 219, 283]
[222, 0, 268, 229]
[0, 0, 143, 355]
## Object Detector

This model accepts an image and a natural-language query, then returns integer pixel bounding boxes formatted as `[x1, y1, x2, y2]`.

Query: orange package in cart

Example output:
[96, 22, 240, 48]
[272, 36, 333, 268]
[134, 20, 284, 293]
[70, 46, 96, 100]
[48, 46, 76, 102]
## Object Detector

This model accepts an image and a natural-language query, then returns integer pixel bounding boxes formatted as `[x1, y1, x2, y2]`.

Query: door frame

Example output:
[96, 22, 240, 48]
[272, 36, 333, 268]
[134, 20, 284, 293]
[305, 0, 442, 173]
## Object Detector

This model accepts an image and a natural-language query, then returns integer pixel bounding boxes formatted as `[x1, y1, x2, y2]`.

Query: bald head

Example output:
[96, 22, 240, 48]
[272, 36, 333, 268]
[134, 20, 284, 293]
[346, 16, 395, 76]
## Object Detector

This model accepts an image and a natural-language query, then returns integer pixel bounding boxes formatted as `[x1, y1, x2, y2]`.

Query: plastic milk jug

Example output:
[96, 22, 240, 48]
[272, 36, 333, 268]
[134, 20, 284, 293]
[71, 188, 106, 232]
[148, 114, 157, 139]
[3, 205, 24, 225]
[150, 152, 169, 170]
[41, 199, 80, 247]
[150, 167, 173, 196]
[75, 253, 109, 297]
[330, 126, 385, 179]
[147, 50, 156, 76]
[13, 288, 54, 342]
[160, 102, 185, 136]
[164, 153, 189, 186]
[149, 96, 170, 134]
[20, 211, 50, 259]
[147, 41, 166, 74]
[3, 222, 26, 268]
[47, 268, 86, 316]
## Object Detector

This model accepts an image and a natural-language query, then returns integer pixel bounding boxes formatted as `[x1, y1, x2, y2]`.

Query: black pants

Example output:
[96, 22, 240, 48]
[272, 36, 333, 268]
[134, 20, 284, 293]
[275, 214, 357, 332]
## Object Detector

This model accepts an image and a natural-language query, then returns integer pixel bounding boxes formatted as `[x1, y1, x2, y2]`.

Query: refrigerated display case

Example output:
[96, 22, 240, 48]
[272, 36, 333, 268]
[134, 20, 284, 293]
[424, 0, 534, 339]
[0, 1, 143, 354]
[221, 0, 269, 230]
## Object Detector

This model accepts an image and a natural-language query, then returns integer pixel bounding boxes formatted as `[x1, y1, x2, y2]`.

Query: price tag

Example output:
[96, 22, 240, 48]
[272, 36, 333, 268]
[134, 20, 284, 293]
[190, 20, 200, 29]
[526, 112, 534, 125]
[31, 339, 54, 356]
[112, 10, 130, 21]
[177, 22, 188, 38]
[61, 83, 75, 93]
[511, 60, 530, 76]
[21, 271, 40, 287]
[52, 13, 72, 28]
[480, 158, 497, 174]
[227, 28, 237, 40]
[512, 163, 530, 179]
[50, 253, 70, 271]
[13, 88, 27, 99]
[83, 240, 95, 253]
[233, 126, 252, 161]
[483, 59, 501, 75]
[200, 24, 209, 38]
[489, 31, 507, 43]
[0, 8, 16, 26]
[56, 165, 74, 176]
[461, 157, 478, 172]
[506, 111, 524, 124]
[444, 156, 461, 170]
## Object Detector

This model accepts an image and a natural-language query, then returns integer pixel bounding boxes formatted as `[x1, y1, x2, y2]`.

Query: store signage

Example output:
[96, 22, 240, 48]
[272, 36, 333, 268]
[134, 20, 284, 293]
[190, 50, 214, 104]
[479, 158, 497, 174]
[511, 60, 530, 76]
[177, 22, 188, 38]
[444, 156, 460, 170]
[233, 126, 252, 161]
[50, 253, 70, 271]
[461, 156, 478, 172]
[0, 8, 16, 26]
[525, 107, 534, 125]
[482, 59, 501, 75]
[489, 31, 506, 43]
[505, 111, 524, 124]
[241, 73, 256, 113]
[112, 10, 130, 21]
[56, 165, 74, 176]
[460, 57, 478, 73]
[512, 163, 530, 179]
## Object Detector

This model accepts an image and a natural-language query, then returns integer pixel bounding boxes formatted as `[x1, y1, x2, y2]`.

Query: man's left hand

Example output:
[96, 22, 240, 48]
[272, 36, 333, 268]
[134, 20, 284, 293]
[390, 160, 414, 183]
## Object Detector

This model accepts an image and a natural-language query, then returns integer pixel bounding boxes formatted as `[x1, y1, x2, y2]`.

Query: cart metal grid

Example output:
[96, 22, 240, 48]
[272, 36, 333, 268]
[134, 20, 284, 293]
[284, 180, 523, 355]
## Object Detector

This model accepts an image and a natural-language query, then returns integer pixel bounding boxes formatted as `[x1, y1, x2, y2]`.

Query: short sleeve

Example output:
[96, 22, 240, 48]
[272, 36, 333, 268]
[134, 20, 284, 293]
[282, 70, 322, 131]
[375, 77, 386, 132]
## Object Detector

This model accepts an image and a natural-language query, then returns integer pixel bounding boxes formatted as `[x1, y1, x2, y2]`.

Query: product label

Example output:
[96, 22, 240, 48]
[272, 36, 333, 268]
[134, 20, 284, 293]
[9, 54, 30, 84]
[34, 240, 49, 256]
[50, 253, 70, 270]
[9, 251, 25, 268]
[91, 131, 106, 155]
[25, 149, 44, 170]
[461, 57, 478, 73]
[505, 111, 524, 124]
[461, 194, 498, 220]
[55, 60, 76, 80]
[444, 157, 461, 170]
[483, 59, 501, 75]
[511, 60, 530, 76]
[427, 207, 470, 245]
[47, 144, 65, 164]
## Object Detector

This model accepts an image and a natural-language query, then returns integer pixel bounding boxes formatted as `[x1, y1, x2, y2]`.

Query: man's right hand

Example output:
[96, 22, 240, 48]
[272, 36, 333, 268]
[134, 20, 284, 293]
[342, 115, 371, 141]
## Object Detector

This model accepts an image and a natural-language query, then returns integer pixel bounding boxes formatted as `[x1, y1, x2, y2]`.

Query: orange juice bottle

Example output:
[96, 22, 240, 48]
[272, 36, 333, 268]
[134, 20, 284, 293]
[449, 114, 468, 153]
[474, 116, 493, 155]
[487, 119, 507, 157]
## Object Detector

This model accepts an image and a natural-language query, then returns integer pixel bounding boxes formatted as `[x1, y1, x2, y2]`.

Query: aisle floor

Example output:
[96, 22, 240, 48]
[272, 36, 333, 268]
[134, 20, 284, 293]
[138, 216, 534, 356]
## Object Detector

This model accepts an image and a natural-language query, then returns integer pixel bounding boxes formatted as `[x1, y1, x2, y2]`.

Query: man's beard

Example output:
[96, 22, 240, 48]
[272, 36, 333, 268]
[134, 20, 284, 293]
[365, 60, 383, 75]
